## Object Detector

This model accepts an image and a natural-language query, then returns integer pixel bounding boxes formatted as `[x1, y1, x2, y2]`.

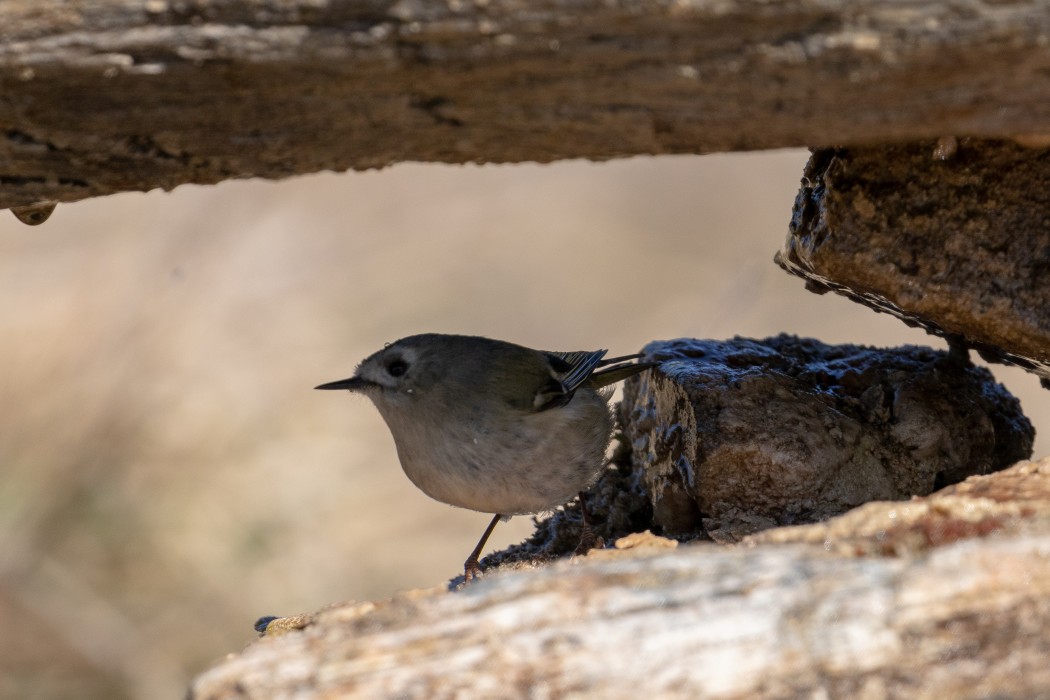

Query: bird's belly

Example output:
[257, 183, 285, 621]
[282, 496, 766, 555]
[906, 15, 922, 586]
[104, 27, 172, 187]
[393, 403, 611, 515]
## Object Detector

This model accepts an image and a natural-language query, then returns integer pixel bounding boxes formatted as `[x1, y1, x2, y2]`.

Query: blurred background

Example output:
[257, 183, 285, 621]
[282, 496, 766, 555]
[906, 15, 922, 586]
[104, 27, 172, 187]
[0, 150, 1045, 699]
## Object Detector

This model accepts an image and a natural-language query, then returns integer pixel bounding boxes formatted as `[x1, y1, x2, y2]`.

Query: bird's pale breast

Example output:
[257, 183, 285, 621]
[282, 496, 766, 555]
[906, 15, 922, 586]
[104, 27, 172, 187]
[384, 389, 613, 514]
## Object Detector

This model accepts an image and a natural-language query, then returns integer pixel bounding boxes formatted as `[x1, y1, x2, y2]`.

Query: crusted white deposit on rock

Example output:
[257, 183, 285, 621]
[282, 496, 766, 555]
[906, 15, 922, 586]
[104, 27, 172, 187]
[188, 460, 1050, 700]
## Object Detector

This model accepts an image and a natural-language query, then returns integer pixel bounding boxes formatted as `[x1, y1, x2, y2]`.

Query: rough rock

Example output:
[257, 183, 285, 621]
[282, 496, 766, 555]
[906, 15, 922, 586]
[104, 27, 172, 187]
[776, 139, 1050, 383]
[187, 460, 1050, 700]
[627, 335, 1032, 541]
[6, 2, 1050, 209]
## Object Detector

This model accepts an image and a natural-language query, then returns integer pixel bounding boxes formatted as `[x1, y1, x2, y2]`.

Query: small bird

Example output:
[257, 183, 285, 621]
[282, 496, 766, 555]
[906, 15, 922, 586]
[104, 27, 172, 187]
[316, 333, 653, 581]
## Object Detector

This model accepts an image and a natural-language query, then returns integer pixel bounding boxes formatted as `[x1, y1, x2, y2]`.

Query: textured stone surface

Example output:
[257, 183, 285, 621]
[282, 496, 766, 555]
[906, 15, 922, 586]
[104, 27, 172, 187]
[777, 140, 1050, 382]
[622, 335, 1034, 542]
[188, 458, 1050, 700]
[5, 2, 1050, 209]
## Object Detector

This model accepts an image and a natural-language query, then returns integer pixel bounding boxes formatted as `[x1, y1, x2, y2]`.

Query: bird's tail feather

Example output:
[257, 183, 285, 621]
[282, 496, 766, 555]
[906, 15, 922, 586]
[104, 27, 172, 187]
[588, 361, 655, 389]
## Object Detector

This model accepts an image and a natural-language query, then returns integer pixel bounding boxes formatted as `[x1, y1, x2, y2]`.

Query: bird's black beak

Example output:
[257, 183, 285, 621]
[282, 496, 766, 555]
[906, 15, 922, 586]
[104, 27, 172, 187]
[315, 377, 371, 391]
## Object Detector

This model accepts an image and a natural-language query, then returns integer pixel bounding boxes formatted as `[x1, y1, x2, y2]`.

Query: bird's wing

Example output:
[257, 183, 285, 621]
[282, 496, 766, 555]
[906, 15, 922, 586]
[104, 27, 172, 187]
[533, 349, 608, 411]
[548, 350, 609, 392]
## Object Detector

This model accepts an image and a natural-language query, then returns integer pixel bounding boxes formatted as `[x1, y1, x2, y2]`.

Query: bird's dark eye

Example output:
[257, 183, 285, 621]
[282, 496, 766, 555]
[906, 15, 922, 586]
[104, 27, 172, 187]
[386, 358, 408, 377]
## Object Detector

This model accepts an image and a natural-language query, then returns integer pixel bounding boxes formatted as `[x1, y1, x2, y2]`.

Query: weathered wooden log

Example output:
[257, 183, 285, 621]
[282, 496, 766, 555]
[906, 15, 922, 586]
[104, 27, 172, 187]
[4, 1, 1050, 208]
[188, 459, 1050, 700]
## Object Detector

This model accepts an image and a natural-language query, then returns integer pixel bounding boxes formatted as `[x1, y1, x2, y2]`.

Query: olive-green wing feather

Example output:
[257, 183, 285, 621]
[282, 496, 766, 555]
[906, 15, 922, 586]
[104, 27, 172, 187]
[549, 350, 609, 393]
[532, 349, 655, 411]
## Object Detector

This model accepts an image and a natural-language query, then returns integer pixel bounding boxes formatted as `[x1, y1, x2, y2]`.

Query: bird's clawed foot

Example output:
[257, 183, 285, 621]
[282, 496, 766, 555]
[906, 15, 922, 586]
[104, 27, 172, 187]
[574, 491, 604, 555]
[463, 555, 483, 582]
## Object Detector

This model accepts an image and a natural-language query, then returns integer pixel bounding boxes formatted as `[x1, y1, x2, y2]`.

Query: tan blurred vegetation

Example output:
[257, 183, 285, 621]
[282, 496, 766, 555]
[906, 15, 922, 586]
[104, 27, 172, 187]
[0, 152, 1045, 699]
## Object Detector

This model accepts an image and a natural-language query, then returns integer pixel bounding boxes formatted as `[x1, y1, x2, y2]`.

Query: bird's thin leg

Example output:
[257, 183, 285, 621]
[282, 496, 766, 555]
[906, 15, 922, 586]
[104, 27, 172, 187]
[464, 513, 503, 582]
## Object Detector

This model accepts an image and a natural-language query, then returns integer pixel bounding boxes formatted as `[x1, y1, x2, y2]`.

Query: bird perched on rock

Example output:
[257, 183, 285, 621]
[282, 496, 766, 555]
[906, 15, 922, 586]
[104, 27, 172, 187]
[316, 333, 653, 581]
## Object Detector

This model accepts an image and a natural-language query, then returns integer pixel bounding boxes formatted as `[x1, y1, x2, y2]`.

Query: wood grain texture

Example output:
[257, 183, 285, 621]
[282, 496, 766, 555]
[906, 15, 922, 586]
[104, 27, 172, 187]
[189, 460, 1050, 699]
[4, 1, 1050, 207]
